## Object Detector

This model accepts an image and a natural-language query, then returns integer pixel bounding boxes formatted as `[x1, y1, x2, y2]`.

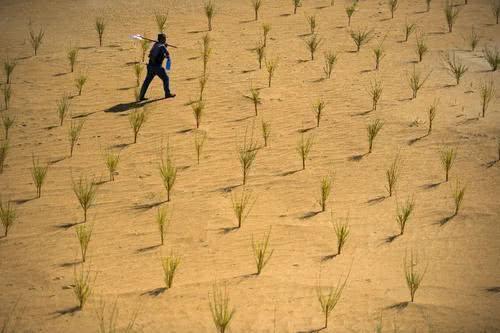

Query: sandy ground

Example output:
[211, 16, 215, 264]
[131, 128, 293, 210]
[0, 0, 499, 332]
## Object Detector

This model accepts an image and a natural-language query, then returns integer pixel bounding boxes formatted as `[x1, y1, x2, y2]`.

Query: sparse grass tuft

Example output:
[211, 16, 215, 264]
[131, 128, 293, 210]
[201, 34, 212, 76]
[95, 17, 106, 47]
[238, 127, 259, 185]
[444, 0, 461, 33]
[350, 28, 373, 52]
[95, 299, 138, 333]
[73, 265, 94, 310]
[31, 155, 48, 198]
[194, 130, 207, 164]
[323, 50, 338, 79]
[492, 0, 500, 24]
[305, 34, 322, 61]
[427, 99, 438, 135]
[367, 119, 383, 153]
[104, 150, 119, 181]
[373, 43, 385, 70]
[133, 63, 143, 87]
[155, 11, 168, 33]
[307, 14, 317, 34]
[28, 24, 45, 56]
[316, 273, 348, 329]
[451, 179, 465, 216]
[388, 0, 399, 18]
[297, 132, 314, 170]
[415, 33, 428, 62]
[205, 0, 216, 31]
[73, 176, 97, 222]
[0, 140, 8, 174]
[385, 154, 400, 197]
[408, 66, 431, 99]
[345, 2, 357, 26]
[75, 73, 88, 96]
[156, 205, 171, 245]
[466, 26, 480, 51]
[162, 253, 181, 289]
[3, 83, 11, 110]
[332, 213, 349, 255]
[57, 94, 70, 126]
[261, 119, 271, 147]
[199, 74, 208, 101]
[248, 87, 261, 116]
[192, 100, 205, 129]
[318, 173, 333, 212]
[313, 99, 326, 127]
[252, 0, 263, 21]
[68, 119, 84, 157]
[266, 57, 279, 88]
[209, 283, 235, 333]
[262, 23, 271, 46]
[443, 52, 468, 85]
[2, 115, 14, 140]
[403, 21, 416, 42]
[67, 46, 78, 73]
[128, 108, 148, 144]
[255, 40, 266, 69]
[76, 223, 93, 262]
[0, 199, 16, 237]
[440, 147, 456, 182]
[404, 251, 426, 302]
[479, 79, 495, 118]
[396, 196, 415, 235]
[159, 143, 177, 202]
[293, 0, 302, 14]
[483, 45, 500, 71]
[231, 188, 255, 229]
[3, 58, 16, 84]
[368, 78, 383, 110]
[252, 228, 273, 275]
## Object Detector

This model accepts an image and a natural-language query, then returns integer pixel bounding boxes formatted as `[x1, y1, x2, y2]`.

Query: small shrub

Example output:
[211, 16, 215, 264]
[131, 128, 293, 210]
[199, 74, 208, 101]
[350, 28, 373, 52]
[426, 0, 432, 12]
[155, 11, 168, 33]
[133, 63, 143, 87]
[492, 0, 500, 24]
[239, 128, 259, 185]
[31, 155, 48, 198]
[162, 253, 181, 289]
[128, 108, 147, 144]
[404, 251, 426, 302]
[252, 0, 263, 21]
[205, 0, 216, 31]
[444, 0, 461, 33]
[252, 228, 273, 275]
[297, 132, 314, 170]
[368, 78, 383, 110]
[192, 100, 205, 129]
[261, 119, 271, 147]
[367, 119, 383, 153]
[483, 45, 500, 71]
[2, 115, 14, 140]
[312, 99, 326, 127]
[67, 46, 78, 73]
[466, 26, 480, 51]
[255, 40, 265, 70]
[28, 24, 45, 56]
[451, 179, 465, 216]
[479, 80, 495, 118]
[265, 57, 279, 88]
[403, 21, 416, 42]
[73, 175, 97, 222]
[248, 87, 261, 116]
[156, 205, 171, 245]
[307, 14, 317, 34]
[440, 147, 456, 182]
[68, 119, 84, 157]
[396, 197, 415, 235]
[345, 3, 357, 26]
[202, 34, 212, 76]
[104, 151, 119, 181]
[262, 23, 271, 47]
[0, 199, 16, 237]
[332, 214, 349, 255]
[194, 130, 207, 164]
[373, 44, 385, 70]
[388, 0, 399, 18]
[318, 173, 333, 212]
[305, 34, 322, 61]
[159, 144, 177, 202]
[95, 17, 106, 47]
[415, 33, 428, 62]
[209, 283, 235, 333]
[3, 83, 11, 110]
[3, 58, 16, 84]
[76, 223, 93, 262]
[316, 273, 348, 328]
[323, 50, 338, 79]
[443, 52, 468, 85]
[57, 94, 70, 126]
[73, 265, 94, 310]
[232, 188, 255, 228]
[385, 154, 400, 197]
[0, 140, 8, 174]
[293, 0, 302, 14]
[95, 299, 138, 333]
[75, 73, 88, 96]
[427, 99, 438, 135]
[408, 66, 431, 99]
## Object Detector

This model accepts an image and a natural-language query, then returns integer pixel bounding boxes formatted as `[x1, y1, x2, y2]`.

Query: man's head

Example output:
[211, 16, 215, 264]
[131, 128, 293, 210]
[157, 33, 167, 44]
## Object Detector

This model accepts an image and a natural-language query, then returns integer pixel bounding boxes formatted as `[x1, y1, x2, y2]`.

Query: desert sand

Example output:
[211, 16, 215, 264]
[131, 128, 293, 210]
[0, 0, 499, 332]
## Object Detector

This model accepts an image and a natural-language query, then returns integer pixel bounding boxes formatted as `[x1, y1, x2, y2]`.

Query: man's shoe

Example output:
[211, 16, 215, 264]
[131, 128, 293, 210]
[165, 93, 176, 99]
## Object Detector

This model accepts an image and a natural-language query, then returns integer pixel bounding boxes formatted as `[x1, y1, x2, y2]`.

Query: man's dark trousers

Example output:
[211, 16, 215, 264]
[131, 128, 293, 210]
[139, 64, 171, 99]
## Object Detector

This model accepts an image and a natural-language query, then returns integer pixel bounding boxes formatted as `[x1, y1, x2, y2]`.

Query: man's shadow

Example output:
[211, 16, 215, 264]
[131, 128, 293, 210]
[104, 98, 163, 113]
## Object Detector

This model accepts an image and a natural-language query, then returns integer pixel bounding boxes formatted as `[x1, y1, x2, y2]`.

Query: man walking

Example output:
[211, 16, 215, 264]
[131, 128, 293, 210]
[139, 33, 176, 101]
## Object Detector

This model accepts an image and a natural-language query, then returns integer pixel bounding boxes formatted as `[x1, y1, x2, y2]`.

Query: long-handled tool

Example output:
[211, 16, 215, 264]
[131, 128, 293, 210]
[130, 34, 178, 48]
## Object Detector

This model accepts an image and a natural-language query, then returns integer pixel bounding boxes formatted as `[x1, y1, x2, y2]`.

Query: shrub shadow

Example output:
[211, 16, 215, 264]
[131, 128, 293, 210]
[300, 211, 321, 220]
[385, 234, 400, 243]
[408, 134, 428, 146]
[349, 153, 368, 162]
[386, 301, 409, 310]
[297, 327, 326, 333]
[486, 287, 500, 293]
[320, 254, 337, 262]
[280, 169, 301, 177]
[13, 197, 36, 205]
[53, 72, 68, 77]
[219, 226, 239, 234]
[421, 182, 441, 190]
[54, 221, 83, 229]
[53, 306, 80, 316]
[485, 160, 498, 168]
[136, 244, 161, 253]
[367, 196, 386, 205]
[133, 200, 167, 211]
[49, 156, 67, 164]
[438, 214, 455, 226]
[60, 260, 80, 268]
[217, 184, 240, 193]
[298, 126, 315, 133]
[142, 287, 167, 297]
